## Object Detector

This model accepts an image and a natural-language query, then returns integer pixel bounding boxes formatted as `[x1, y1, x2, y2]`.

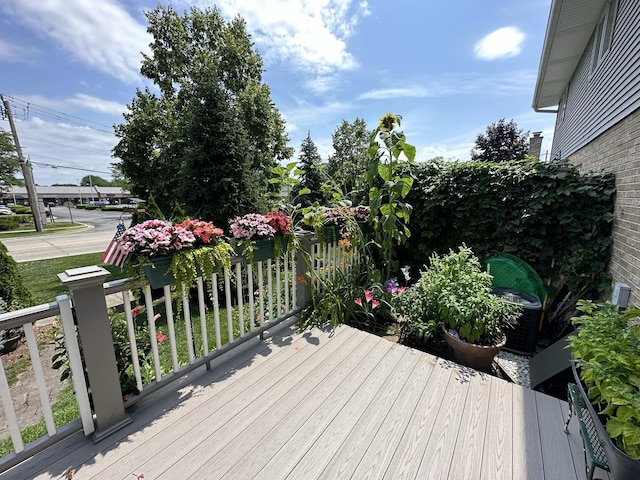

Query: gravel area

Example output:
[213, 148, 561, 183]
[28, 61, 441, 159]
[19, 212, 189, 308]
[496, 350, 531, 388]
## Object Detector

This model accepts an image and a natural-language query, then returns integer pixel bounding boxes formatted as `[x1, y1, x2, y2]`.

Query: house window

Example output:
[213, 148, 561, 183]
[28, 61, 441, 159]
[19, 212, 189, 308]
[590, 0, 618, 72]
[560, 85, 569, 121]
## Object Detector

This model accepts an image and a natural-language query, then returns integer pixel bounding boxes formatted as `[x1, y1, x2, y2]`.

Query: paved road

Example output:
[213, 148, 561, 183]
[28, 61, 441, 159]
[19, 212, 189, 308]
[2, 207, 133, 262]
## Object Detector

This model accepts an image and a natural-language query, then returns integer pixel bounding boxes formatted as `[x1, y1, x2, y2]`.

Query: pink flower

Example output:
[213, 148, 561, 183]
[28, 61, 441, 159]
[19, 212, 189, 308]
[156, 331, 168, 343]
[372, 300, 380, 309]
[355, 298, 363, 307]
[364, 290, 373, 302]
[132, 307, 141, 318]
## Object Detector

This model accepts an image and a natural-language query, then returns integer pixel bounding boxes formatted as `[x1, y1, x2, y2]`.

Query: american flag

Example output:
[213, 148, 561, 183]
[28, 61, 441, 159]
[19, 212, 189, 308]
[100, 222, 128, 268]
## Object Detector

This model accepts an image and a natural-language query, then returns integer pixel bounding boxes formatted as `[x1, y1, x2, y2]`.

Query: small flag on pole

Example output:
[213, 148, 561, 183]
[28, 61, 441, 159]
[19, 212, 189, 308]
[101, 222, 128, 268]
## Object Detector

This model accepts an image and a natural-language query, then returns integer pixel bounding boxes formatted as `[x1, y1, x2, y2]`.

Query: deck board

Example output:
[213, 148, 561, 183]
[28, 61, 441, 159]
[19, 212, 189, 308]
[5, 324, 588, 480]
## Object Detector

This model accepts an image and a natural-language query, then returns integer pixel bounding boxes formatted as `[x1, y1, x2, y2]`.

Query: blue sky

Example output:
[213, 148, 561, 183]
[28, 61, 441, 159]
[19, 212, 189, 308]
[0, 0, 555, 186]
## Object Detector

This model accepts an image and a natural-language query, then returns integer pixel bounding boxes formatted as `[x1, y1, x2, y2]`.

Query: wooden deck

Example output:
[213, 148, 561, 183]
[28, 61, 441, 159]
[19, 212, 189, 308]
[6, 324, 590, 480]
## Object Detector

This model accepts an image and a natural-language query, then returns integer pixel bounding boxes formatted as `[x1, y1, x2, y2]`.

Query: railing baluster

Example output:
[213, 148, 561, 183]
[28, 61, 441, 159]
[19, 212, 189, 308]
[247, 264, 255, 331]
[197, 276, 208, 355]
[224, 267, 234, 342]
[0, 353, 23, 453]
[276, 257, 282, 318]
[284, 253, 290, 313]
[164, 285, 179, 372]
[57, 295, 94, 435]
[267, 259, 273, 322]
[123, 290, 143, 393]
[212, 272, 222, 349]
[24, 322, 56, 436]
[235, 263, 244, 337]
[182, 284, 195, 362]
[258, 261, 265, 326]
[144, 286, 162, 381]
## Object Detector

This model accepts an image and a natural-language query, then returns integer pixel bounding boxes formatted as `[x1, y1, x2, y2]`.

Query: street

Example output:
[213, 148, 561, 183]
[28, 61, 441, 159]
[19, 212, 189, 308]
[2, 207, 133, 262]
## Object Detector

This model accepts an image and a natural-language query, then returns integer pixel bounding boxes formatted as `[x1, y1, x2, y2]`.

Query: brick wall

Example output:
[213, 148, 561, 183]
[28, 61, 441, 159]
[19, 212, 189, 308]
[568, 107, 640, 306]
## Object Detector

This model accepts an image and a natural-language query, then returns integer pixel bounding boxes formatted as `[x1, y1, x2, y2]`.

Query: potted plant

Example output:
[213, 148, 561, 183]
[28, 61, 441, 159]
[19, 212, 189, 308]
[568, 301, 640, 479]
[120, 218, 233, 289]
[229, 211, 293, 263]
[402, 246, 521, 372]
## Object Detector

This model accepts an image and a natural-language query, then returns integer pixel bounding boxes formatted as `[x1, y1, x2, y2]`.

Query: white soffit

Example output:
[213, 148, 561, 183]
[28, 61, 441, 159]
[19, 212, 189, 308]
[533, 0, 608, 110]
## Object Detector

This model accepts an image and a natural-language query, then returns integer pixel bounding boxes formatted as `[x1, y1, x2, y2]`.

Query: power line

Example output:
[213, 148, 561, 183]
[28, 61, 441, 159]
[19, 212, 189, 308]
[29, 160, 112, 175]
[0, 94, 116, 133]
[21, 136, 110, 155]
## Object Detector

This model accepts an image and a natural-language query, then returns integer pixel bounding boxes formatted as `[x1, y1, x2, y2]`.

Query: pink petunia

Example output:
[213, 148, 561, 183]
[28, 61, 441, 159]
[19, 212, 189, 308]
[132, 307, 141, 318]
[156, 331, 168, 343]
[364, 290, 373, 302]
[355, 298, 363, 307]
[372, 300, 380, 309]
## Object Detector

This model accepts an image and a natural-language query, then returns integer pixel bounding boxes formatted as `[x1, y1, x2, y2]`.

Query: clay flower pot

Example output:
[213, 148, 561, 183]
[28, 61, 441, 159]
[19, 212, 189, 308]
[443, 326, 506, 372]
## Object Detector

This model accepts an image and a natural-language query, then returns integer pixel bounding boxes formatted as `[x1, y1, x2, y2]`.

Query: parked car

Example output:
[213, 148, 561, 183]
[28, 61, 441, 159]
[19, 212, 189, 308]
[0, 206, 14, 215]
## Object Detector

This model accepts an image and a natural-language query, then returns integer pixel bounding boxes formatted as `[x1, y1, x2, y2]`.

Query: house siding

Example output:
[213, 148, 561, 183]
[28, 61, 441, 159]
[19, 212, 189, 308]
[551, 0, 640, 159]
[569, 107, 640, 306]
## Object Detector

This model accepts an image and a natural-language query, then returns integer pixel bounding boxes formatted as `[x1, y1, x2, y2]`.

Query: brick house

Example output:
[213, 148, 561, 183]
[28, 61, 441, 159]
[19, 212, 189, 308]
[533, 0, 640, 305]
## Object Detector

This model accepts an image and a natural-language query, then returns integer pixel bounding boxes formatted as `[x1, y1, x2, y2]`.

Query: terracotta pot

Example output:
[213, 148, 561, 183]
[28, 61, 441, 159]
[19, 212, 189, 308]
[442, 326, 505, 372]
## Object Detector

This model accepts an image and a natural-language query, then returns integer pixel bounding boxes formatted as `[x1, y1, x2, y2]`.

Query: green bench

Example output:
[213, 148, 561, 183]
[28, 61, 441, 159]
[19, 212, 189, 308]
[564, 383, 610, 480]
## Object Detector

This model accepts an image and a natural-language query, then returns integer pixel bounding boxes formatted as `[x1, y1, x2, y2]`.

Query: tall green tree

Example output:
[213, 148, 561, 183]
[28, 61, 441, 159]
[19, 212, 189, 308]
[0, 129, 20, 192]
[113, 5, 292, 220]
[471, 118, 529, 162]
[80, 175, 111, 187]
[292, 132, 324, 207]
[327, 118, 371, 202]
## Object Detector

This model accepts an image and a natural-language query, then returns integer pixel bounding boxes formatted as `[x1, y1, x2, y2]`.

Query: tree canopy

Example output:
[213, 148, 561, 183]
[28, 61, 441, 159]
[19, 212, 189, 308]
[471, 118, 529, 163]
[327, 118, 371, 202]
[292, 132, 324, 207]
[80, 175, 112, 187]
[0, 129, 21, 192]
[112, 5, 292, 226]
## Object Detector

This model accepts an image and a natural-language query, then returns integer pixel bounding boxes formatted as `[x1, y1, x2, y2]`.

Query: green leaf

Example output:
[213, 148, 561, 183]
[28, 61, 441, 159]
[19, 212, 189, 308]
[378, 163, 392, 181]
[299, 188, 311, 195]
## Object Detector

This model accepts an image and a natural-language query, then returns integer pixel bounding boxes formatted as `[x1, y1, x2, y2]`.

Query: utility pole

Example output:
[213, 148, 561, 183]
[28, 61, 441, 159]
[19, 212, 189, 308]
[2, 95, 44, 232]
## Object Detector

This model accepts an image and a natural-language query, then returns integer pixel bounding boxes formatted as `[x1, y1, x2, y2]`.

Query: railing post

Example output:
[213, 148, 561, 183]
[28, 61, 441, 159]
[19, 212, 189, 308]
[58, 266, 132, 441]
[296, 233, 313, 309]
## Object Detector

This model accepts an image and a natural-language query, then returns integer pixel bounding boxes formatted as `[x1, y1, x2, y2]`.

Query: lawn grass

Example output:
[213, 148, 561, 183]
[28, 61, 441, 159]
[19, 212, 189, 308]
[0, 386, 80, 457]
[17, 253, 128, 305]
[0, 222, 85, 239]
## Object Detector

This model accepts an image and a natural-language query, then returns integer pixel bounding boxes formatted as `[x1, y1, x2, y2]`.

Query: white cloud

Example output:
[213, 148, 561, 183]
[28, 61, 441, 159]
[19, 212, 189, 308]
[68, 94, 127, 116]
[358, 71, 536, 100]
[212, 0, 364, 75]
[359, 87, 430, 100]
[474, 27, 525, 61]
[0, 0, 149, 83]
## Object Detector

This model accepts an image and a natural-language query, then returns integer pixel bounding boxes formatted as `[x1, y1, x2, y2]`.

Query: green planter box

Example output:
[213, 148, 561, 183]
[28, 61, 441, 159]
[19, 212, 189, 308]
[144, 256, 174, 289]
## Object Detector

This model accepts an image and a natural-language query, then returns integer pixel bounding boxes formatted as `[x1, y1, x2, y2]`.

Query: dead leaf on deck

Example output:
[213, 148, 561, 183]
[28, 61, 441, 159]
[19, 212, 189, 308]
[64, 469, 74, 479]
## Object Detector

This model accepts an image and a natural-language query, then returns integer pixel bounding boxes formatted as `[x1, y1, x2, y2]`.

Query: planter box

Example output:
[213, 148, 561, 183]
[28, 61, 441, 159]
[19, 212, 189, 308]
[144, 256, 174, 289]
[571, 362, 640, 480]
[252, 238, 275, 263]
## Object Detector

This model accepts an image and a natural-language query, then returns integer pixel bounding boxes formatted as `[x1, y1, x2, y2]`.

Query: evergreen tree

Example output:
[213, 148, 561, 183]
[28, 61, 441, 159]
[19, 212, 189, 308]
[327, 118, 371, 202]
[292, 132, 324, 207]
[471, 119, 529, 162]
[0, 129, 20, 193]
[113, 5, 292, 219]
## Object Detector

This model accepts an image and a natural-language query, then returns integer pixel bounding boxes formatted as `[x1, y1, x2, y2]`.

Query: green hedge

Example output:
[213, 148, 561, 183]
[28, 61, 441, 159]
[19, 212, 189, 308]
[0, 217, 19, 231]
[0, 242, 33, 310]
[398, 159, 615, 296]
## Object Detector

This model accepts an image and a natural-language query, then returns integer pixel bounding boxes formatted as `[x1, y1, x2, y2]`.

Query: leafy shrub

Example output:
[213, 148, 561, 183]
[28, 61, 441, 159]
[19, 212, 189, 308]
[400, 158, 615, 297]
[569, 301, 640, 459]
[0, 217, 19, 231]
[0, 241, 33, 309]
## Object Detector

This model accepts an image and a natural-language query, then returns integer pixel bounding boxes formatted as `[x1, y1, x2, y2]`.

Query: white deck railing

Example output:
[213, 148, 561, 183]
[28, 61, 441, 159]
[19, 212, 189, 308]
[0, 234, 350, 473]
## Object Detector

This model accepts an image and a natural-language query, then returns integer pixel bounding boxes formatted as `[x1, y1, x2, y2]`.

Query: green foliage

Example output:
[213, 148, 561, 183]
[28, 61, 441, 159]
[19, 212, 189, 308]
[0, 216, 19, 231]
[366, 113, 416, 278]
[0, 129, 20, 192]
[80, 175, 111, 187]
[569, 301, 640, 459]
[292, 132, 324, 207]
[0, 241, 33, 310]
[113, 5, 292, 221]
[471, 118, 529, 162]
[327, 118, 371, 203]
[400, 246, 521, 345]
[401, 158, 615, 296]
